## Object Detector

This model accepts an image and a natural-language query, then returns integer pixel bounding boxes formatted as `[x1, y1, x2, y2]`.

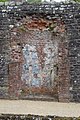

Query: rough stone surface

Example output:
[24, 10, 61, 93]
[0, 114, 79, 120]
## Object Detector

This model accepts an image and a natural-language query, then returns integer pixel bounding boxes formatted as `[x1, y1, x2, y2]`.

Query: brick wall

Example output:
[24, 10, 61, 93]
[0, 2, 80, 102]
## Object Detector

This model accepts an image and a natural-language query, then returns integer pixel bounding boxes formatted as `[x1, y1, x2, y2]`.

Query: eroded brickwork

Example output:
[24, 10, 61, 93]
[58, 35, 70, 102]
[8, 17, 60, 100]
[0, 2, 80, 102]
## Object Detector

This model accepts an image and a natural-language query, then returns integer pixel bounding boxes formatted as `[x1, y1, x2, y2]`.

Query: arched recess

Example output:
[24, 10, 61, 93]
[8, 14, 70, 102]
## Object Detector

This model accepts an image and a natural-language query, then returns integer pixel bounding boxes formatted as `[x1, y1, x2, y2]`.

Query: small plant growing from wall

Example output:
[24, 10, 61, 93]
[19, 26, 26, 32]
[48, 22, 58, 35]
[48, 21, 65, 36]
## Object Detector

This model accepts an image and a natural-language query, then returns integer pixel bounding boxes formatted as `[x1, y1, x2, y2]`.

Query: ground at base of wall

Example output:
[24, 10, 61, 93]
[0, 114, 80, 120]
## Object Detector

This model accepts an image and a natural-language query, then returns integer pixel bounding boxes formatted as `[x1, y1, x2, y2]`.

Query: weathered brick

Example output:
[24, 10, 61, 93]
[0, 2, 80, 102]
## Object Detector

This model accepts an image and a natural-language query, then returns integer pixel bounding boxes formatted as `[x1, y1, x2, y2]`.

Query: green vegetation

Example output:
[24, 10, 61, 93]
[73, 0, 80, 2]
[27, 0, 41, 3]
[0, 0, 8, 2]
[19, 26, 26, 32]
